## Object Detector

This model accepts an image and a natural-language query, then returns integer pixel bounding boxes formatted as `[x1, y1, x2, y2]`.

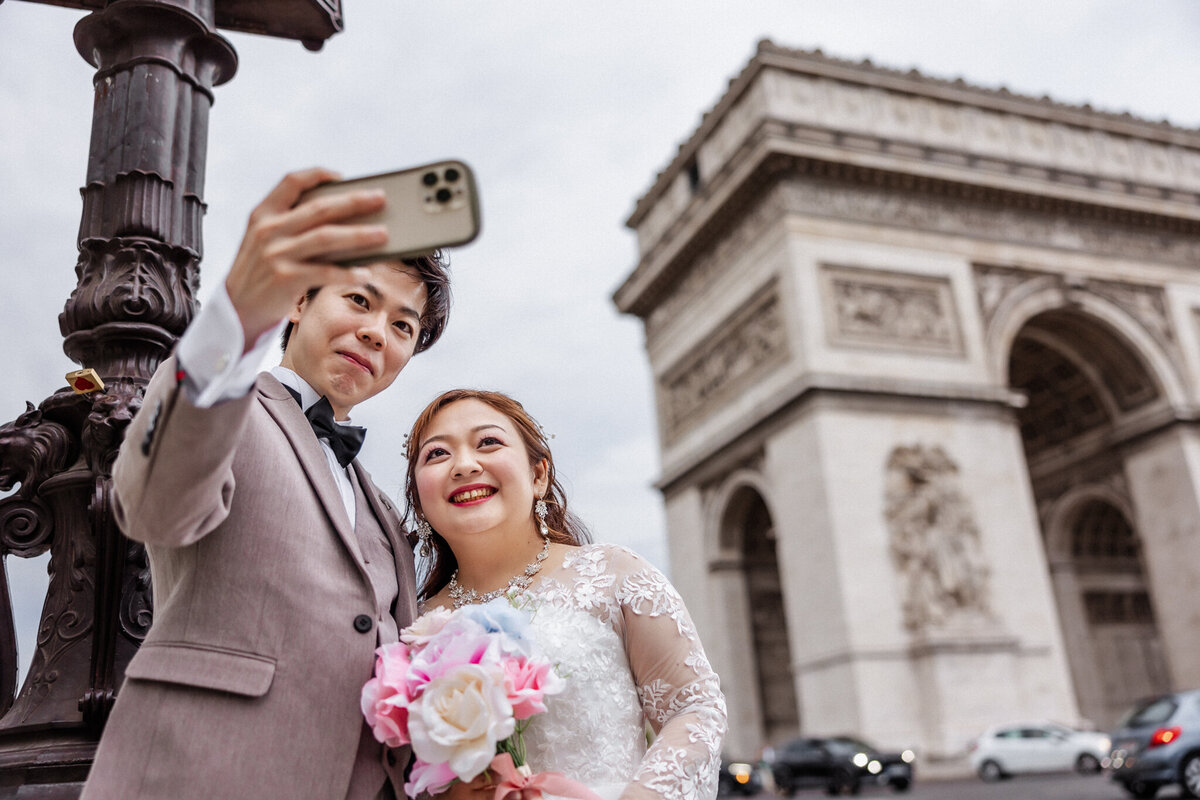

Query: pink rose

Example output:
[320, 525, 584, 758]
[409, 624, 498, 688]
[503, 656, 565, 720]
[361, 643, 414, 747]
[405, 758, 457, 797]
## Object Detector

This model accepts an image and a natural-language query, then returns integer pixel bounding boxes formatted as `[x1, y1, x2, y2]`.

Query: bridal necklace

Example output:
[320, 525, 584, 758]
[447, 535, 551, 609]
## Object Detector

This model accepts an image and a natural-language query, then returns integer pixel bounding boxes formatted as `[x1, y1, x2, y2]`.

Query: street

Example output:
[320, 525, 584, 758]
[894, 773, 1181, 799]
[733, 772, 1185, 799]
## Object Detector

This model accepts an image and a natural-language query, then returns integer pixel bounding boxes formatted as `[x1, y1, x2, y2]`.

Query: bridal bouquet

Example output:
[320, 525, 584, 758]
[361, 598, 599, 799]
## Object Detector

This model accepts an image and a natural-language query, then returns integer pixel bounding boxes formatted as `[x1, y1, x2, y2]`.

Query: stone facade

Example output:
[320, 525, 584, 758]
[614, 40, 1200, 767]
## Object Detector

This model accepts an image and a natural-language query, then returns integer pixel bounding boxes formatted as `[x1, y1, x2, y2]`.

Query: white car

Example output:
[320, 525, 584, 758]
[967, 721, 1111, 781]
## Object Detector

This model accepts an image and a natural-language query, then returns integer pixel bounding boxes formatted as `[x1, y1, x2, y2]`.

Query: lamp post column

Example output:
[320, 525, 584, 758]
[0, 2, 235, 794]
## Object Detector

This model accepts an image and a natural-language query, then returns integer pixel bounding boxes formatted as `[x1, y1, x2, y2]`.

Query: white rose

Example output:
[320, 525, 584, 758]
[407, 663, 515, 780]
[401, 606, 455, 647]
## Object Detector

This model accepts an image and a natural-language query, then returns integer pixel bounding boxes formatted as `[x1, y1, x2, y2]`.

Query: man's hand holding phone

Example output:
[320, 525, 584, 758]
[225, 162, 480, 351]
[225, 161, 477, 350]
[224, 167, 388, 350]
[298, 161, 480, 266]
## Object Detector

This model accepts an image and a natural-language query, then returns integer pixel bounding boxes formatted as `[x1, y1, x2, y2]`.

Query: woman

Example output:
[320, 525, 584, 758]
[404, 389, 726, 800]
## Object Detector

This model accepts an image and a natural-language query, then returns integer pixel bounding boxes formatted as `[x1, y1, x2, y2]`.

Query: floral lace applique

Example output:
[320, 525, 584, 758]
[453, 543, 726, 800]
[562, 545, 608, 574]
[617, 569, 698, 640]
[639, 679, 674, 726]
[634, 744, 715, 800]
[561, 547, 620, 614]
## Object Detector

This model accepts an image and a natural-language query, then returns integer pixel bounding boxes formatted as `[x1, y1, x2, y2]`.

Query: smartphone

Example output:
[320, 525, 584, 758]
[298, 160, 481, 265]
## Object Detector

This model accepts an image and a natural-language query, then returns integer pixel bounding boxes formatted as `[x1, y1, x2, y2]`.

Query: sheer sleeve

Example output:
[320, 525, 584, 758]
[609, 547, 727, 800]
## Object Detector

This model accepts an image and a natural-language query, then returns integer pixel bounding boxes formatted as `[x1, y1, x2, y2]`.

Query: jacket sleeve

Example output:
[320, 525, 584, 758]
[112, 355, 257, 548]
[613, 548, 727, 800]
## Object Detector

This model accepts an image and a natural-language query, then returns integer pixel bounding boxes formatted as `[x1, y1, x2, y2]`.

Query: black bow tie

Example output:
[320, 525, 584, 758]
[285, 388, 366, 468]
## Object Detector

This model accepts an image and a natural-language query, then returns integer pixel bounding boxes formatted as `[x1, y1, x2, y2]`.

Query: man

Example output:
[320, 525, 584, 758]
[82, 168, 450, 800]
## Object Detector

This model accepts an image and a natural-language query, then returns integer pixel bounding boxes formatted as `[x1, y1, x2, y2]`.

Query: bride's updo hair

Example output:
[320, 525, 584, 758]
[404, 389, 592, 601]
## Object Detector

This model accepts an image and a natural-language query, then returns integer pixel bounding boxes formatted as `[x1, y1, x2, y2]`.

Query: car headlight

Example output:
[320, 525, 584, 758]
[852, 753, 868, 768]
[867, 760, 882, 774]
[728, 763, 752, 784]
[901, 749, 916, 763]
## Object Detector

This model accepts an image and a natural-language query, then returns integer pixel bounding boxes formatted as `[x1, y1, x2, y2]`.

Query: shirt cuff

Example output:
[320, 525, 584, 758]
[175, 285, 285, 407]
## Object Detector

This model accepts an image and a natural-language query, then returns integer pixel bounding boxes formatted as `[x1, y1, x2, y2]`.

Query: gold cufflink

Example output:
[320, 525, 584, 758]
[66, 368, 105, 395]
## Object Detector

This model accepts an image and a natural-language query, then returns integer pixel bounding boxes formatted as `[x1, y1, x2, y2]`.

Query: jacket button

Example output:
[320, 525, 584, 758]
[353, 614, 373, 633]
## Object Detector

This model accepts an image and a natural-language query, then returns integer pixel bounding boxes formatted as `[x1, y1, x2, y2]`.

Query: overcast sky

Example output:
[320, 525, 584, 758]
[2, 1, 1199, 681]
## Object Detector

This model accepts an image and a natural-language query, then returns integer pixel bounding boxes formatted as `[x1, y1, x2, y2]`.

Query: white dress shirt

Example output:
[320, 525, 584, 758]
[175, 285, 358, 527]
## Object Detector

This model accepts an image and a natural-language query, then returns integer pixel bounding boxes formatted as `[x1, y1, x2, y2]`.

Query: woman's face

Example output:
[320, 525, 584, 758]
[413, 398, 548, 542]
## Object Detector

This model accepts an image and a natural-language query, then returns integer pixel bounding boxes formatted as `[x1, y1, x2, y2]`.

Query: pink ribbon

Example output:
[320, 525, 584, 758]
[489, 753, 605, 800]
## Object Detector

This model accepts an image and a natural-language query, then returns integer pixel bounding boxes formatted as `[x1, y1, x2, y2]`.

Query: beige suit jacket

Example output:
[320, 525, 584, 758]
[83, 358, 417, 800]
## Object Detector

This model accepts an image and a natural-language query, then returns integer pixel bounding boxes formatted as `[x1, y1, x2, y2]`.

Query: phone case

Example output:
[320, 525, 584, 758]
[299, 160, 481, 265]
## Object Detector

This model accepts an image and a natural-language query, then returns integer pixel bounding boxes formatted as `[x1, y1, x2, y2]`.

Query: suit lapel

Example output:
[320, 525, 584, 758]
[257, 374, 364, 566]
[351, 463, 404, 550]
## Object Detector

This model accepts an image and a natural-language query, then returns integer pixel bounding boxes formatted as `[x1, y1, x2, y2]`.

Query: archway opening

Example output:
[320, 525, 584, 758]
[1008, 308, 1170, 728]
[720, 486, 799, 744]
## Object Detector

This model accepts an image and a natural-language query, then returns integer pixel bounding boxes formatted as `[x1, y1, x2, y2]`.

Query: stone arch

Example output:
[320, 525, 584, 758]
[1008, 307, 1170, 465]
[707, 472, 799, 747]
[1005, 302, 1174, 728]
[1041, 487, 1169, 728]
[985, 280, 1186, 411]
[1042, 483, 1137, 565]
[707, 468, 777, 557]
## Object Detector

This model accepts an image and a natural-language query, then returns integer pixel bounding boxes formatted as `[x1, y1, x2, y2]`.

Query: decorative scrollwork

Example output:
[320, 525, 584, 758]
[60, 237, 199, 340]
[0, 497, 54, 557]
[119, 541, 153, 643]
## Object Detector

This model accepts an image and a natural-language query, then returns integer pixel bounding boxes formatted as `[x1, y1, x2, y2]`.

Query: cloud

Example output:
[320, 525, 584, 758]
[2, 0, 1198, 684]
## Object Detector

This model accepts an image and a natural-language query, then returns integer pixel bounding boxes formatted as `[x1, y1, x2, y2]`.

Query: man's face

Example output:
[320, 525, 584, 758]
[280, 264, 428, 419]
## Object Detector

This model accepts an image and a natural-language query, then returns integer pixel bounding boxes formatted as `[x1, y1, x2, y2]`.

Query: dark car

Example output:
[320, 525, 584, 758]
[718, 756, 764, 796]
[770, 735, 915, 795]
[1108, 689, 1200, 798]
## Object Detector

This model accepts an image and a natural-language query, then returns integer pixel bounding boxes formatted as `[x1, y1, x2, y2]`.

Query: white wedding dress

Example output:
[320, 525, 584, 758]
[426, 543, 727, 800]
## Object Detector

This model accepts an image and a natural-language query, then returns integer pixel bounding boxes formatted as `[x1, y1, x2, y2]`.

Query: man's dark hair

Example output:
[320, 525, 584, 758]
[280, 251, 451, 354]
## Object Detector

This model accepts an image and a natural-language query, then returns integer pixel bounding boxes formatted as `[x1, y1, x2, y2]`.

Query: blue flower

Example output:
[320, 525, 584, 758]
[463, 599, 531, 641]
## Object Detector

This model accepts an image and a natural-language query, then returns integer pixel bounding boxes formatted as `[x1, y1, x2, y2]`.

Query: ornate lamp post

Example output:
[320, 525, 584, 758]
[0, 2, 342, 795]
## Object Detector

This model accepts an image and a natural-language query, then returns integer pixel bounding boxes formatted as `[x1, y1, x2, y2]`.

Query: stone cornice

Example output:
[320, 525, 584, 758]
[628, 39, 1200, 231]
[655, 372, 1023, 495]
[615, 131, 1200, 320]
[752, 41, 1197, 141]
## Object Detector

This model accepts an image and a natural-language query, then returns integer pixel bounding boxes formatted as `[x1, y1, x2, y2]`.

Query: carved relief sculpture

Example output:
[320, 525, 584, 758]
[820, 264, 963, 355]
[885, 444, 993, 631]
[659, 283, 788, 441]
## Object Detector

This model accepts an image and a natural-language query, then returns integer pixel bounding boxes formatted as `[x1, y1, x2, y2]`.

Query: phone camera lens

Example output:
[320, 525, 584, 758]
[422, 172, 438, 187]
[443, 168, 460, 182]
[435, 188, 452, 204]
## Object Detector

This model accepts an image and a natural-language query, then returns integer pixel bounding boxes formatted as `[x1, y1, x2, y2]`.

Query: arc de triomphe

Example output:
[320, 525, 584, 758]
[615, 41, 1200, 762]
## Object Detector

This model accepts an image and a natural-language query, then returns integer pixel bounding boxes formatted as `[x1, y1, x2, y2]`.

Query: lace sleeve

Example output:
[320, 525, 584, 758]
[609, 547, 727, 800]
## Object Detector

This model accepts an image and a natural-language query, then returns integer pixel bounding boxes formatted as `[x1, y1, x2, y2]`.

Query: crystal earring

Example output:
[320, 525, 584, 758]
[416, 518, 433, 557]
[534, 499, 549, 538]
